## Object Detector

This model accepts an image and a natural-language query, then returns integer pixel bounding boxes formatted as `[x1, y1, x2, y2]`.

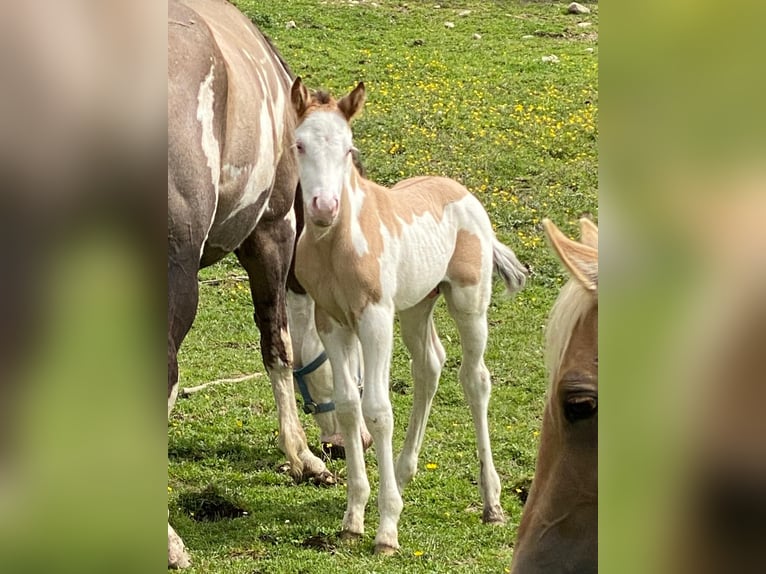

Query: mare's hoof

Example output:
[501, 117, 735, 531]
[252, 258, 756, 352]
[374, 543, 399, 556]
[482, 505, 506, 525]
[308, 470, 337, 487]
[168, 540, 191, 569]
[338, 529, 363, 543]
[168, 523, 191, 569]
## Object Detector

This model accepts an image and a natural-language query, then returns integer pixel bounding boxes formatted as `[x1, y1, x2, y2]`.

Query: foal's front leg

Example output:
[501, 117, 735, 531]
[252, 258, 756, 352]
[357, 304, 402, 554]
[316, 310, 371, 538]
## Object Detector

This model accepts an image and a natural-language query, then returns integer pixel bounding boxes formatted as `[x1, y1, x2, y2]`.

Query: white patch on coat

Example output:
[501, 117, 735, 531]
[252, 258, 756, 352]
[285, 204, 296, 235]
[223, 164, 245, 180]
[378, 196, 491, 310]
[168, 384, 179, 418]
[197, 63, 221, 257]
[226, 60, 286, 220]
[348, 178, 369, 257]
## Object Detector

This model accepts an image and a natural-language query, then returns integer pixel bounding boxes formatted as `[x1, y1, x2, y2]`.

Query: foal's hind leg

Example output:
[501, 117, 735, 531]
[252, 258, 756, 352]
[395, 297, 445, 492]
[235, 219, 333, 484]
[443, 285, 505, 524]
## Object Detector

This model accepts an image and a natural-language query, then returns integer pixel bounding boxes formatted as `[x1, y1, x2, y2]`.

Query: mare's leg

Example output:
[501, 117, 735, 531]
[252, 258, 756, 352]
[235, 219, 332, 484]
[395, 297, 445, 492]
[168, 244, 203, 569]
[443, 284, 505, 524]
[357, 304, 402, 554]
[315, 310, 370, 537]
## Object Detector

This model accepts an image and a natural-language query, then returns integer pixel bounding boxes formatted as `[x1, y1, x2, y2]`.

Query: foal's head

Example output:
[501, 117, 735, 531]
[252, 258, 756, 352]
[290, 78, 366, 227]
[511, 218, 598, 574]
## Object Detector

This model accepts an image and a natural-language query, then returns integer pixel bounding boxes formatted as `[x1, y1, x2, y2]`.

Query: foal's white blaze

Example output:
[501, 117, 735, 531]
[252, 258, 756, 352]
[295, 111, 354, 226]
[196, 63, 220, 257]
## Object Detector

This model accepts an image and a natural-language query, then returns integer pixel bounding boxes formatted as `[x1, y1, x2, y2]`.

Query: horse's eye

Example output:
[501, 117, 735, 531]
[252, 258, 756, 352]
[563, 393, 597, 423]
[296, 141, 305, 153]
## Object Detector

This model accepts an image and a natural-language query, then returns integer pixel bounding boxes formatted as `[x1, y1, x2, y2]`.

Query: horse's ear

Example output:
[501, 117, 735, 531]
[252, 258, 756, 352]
[338, 82, 366, 121]
[291, 77, 311, 118]
[578, 217, 598, 249]
[543, 219, 598, 292]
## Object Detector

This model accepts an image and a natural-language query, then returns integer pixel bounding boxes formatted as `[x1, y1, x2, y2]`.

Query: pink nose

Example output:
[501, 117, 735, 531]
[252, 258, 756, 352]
[310, 196, 339, 225]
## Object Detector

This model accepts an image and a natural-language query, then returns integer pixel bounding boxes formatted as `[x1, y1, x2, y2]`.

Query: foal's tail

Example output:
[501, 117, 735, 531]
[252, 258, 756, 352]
[493, 239, 528, 295]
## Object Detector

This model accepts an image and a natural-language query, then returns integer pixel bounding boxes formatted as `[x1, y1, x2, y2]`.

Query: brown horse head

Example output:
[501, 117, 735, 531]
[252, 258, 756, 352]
[511, 218, 598, 574]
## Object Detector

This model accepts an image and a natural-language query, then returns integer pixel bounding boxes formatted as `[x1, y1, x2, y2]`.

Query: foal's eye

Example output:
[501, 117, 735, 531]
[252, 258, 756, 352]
[563, 393, 597, 423]
[295, 141, 305, 154]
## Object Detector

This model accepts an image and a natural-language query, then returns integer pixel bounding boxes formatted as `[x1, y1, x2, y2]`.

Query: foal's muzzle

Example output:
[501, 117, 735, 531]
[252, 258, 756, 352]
[309, 195, 339, 226]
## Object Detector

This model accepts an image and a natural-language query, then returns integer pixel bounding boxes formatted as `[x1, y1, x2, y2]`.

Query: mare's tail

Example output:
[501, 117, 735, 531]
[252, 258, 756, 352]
[492, 239, 528, 295]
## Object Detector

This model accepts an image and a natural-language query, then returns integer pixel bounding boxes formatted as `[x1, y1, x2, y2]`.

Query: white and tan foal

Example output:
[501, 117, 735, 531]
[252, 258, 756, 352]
[290, 79, 527, 554]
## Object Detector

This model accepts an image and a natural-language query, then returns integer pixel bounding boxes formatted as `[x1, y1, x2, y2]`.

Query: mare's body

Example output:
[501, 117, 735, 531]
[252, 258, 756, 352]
[168, 0, 331, 566]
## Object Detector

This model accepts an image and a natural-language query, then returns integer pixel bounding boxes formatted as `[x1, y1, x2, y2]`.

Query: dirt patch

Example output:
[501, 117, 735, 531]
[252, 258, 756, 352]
[300, 533, 337, 554]
[178, 485, 249, 521]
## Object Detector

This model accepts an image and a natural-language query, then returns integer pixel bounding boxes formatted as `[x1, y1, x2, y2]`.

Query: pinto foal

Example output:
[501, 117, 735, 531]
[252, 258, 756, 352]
[290, 79, 527, 553]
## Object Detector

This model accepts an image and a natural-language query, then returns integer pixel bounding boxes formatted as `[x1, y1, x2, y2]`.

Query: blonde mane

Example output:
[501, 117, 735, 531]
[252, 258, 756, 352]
[544, 278, 596, 386]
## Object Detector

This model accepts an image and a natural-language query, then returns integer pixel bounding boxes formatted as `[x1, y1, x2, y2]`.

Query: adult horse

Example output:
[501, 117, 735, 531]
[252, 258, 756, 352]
[289, 79, 527, 554]
[168, 0, 334, 566]
[510, 218, 598, 574]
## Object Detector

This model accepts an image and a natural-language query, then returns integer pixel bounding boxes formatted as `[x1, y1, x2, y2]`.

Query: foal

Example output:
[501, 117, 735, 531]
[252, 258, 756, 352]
[290, 79, 527, 553]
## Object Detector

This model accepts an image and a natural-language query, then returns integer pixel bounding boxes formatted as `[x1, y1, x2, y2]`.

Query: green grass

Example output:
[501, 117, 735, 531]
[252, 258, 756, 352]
[170, 1, 597, 571]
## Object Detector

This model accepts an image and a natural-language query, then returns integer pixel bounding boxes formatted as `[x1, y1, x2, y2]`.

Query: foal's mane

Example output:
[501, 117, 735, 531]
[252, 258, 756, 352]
[311, 91, 334, 105]
[544, 278, 595, 386]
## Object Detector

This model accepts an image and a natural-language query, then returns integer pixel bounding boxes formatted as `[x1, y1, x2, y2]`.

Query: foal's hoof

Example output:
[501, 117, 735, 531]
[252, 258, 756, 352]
[338, 529, 363, 543]
[374, 543, 399, 556]
[482, 505, 506, 525]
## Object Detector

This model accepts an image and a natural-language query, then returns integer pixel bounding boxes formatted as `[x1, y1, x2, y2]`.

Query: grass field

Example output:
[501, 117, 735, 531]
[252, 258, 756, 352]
[169, 1, 598, 571]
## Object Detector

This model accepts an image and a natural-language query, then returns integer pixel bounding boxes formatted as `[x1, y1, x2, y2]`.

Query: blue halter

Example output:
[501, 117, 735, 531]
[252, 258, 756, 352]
[293, 351, 334, 414]
[292, 351, 363, 415]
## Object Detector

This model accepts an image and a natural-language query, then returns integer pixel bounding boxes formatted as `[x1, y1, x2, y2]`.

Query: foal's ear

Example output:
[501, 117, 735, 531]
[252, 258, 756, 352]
[578, 217, 598, 249]
[543, 219, 598, 292]
[291, 77, 311, 118]
[338, 82, 366, 121]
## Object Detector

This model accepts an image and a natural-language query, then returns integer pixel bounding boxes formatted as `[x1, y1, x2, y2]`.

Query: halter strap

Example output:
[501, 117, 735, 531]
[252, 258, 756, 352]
[292, 351, 363, 415]
[293, 351, 335, 414]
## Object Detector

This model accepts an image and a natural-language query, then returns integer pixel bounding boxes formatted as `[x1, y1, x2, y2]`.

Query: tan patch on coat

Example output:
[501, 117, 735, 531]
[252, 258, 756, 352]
[381, 176, 469, 238]
[296, 171, 383, 329]
[446, 229, 482, 286]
